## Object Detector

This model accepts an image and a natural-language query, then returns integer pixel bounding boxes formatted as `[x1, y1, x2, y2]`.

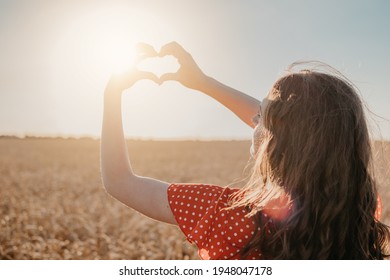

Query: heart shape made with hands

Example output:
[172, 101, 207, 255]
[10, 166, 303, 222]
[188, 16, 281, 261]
[136, 54, 180, 79]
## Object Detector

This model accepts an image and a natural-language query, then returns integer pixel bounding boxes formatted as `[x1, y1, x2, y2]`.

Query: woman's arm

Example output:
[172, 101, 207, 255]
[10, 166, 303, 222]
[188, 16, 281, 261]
[159, 41, 261, 128]
[101, 66, 177, 225]
[200, 77, 261, 128]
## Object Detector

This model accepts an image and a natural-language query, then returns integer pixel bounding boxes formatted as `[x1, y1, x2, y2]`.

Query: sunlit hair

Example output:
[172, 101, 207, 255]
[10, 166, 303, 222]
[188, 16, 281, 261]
[231, 62, 390, 259]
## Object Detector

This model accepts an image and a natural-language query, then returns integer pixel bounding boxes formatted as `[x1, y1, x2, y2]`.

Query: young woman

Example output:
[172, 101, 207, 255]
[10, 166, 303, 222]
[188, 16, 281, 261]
[101, 42, 390, 259]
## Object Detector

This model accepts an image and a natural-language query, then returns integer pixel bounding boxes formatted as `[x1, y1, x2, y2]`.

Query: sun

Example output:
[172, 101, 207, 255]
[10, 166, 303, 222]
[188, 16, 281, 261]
[77, 10, 139, 76]
[60, 6, 163, 81]
[92, 30, 137, 75]
[54, 5, 177, 87]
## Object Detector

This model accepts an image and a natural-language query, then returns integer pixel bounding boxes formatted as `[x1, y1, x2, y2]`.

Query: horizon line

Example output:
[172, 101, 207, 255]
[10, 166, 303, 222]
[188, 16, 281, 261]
[0, 133, 252, 142]
[1, 133, 389, 143]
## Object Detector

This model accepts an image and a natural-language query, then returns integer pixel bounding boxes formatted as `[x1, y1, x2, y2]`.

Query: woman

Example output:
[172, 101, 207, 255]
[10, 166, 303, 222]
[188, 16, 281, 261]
[101, 42, 389, 259]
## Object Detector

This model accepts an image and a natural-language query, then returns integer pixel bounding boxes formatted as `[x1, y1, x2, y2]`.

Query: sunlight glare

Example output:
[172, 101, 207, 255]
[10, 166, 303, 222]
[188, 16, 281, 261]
[81, 13, 138, 77]
[94, 34, 137, 75]
[58, 5, 177, 83]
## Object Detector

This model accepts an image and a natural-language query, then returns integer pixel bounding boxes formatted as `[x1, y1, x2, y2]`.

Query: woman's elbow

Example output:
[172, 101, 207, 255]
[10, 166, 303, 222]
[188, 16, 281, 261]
[101, 173, 134, 200]
[102, 179, 116, 197]
[101, 172, 120, 196]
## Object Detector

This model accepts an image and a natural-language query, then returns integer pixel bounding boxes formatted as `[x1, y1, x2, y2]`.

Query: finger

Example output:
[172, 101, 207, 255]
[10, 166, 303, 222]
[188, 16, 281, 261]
[159, 72, 179, 83]
[136, 42, 158, 57]
[136, 42, 157, 54]
[137, 71, 160, 84]
[159, 41, 186, 57]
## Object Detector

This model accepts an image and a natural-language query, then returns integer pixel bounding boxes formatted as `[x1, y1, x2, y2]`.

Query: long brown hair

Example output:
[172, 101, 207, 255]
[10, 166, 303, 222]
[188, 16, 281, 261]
[232, 65, 390, 259]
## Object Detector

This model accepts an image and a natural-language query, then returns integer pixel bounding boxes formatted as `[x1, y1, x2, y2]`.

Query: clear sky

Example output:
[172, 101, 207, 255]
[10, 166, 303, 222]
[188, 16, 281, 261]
[1, 0, 389, 140]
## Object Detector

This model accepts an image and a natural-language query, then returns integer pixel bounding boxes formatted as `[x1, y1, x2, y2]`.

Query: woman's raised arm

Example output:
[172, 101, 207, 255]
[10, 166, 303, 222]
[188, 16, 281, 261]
[159, 41, 261, 128]
[101, 55, 177, 225]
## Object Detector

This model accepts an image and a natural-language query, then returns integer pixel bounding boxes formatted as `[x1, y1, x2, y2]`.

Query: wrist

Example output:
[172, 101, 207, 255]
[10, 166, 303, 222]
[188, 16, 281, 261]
[198, 75, 221, 93]
[196, 74, 215, 93]
[104, 85, 122, 103]
[105, 72, 130, 96]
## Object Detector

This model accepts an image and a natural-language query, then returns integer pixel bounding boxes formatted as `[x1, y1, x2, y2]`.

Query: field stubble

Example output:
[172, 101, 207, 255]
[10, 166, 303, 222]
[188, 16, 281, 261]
[0, 138, 389, 259]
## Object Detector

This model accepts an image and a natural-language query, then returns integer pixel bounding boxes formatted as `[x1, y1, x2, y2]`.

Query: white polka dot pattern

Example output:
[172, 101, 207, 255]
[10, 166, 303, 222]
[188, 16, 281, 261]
[167, 184, 263, 260]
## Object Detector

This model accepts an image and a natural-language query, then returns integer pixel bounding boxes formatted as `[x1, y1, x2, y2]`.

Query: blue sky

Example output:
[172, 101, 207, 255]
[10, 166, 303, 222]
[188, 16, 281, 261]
[0, 0, 389, 139]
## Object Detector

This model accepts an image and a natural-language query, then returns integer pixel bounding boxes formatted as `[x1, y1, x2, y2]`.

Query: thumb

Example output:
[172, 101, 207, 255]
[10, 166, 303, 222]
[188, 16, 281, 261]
[138, 71, 160, 84]
[160, 72, 179, 83]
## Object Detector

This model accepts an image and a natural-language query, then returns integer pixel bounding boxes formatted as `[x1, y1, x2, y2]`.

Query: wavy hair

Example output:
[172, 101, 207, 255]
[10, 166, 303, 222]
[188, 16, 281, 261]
[231, 64, 390, 259]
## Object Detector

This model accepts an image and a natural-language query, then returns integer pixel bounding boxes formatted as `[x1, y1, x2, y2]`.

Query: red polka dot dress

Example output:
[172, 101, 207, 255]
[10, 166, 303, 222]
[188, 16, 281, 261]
[167, 183, 383, 260]
[167, 184, 263, 260]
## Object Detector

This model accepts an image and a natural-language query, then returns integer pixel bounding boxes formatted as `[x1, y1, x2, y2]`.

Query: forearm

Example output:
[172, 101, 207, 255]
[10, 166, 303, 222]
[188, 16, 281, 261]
[100, 90, 175, 223]
[199, 76, 261, 128]
[158, 41, 261, 127]
[100, 89, 133, 190]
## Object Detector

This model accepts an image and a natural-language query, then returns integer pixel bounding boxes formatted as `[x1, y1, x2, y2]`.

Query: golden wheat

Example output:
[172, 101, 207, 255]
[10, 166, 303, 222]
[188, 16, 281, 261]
[0, 138, 389, 259]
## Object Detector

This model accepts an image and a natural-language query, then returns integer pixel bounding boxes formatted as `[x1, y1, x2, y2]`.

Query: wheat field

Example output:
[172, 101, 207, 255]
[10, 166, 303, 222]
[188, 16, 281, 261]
[0, 138, 389, 259]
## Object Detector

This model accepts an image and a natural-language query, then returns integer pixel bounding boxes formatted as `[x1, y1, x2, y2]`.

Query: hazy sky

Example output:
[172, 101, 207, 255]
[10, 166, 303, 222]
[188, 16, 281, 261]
[1, 0, 389, 139]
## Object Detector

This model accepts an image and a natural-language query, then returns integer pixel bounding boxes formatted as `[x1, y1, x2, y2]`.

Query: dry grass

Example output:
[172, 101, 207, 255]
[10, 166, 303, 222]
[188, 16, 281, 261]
[0, 138, 389, 259]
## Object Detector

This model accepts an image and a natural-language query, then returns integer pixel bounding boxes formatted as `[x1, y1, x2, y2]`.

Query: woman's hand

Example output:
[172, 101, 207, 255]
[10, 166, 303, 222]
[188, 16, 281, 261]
[105, 68, 159, 94]
[159, 41, 208, 91]
[105, 43, 160, 94]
